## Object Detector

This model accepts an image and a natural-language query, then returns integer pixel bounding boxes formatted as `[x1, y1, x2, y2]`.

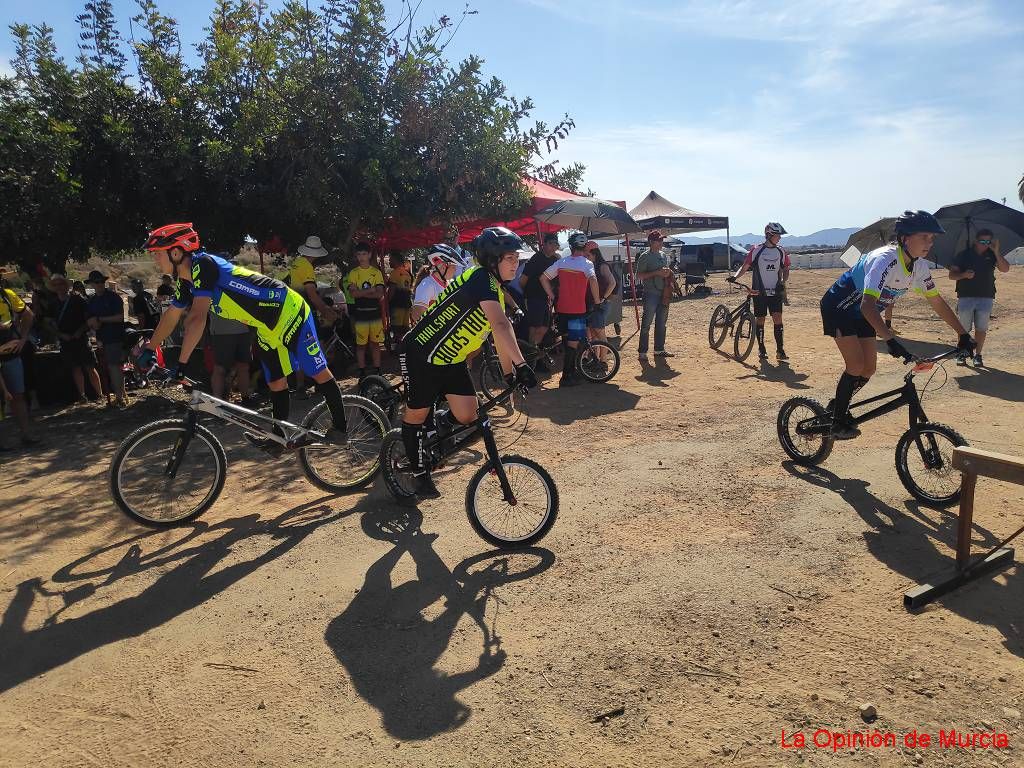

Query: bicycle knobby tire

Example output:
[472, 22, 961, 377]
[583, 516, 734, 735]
[894, 422, 966, 507]
[465, 455, 559, 548]
[109, 419, 227, 527]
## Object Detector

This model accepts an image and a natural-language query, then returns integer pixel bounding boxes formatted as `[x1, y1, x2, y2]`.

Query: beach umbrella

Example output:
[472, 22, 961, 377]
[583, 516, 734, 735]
[840, 217, 896, 267]
[930, 198, 1024, 267]
[533, 198, 640, 237]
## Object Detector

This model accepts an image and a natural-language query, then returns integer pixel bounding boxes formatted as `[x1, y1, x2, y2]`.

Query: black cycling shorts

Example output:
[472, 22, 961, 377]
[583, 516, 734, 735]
[399, 349, 476, 409]
[752, 295, 783, 318]
[820, 296, 876, 338]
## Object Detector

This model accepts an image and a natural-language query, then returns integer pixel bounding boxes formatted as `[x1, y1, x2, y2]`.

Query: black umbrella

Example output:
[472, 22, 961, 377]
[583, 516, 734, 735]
[534, 198, 640, 237]
[931, 198, 1024, 267]
[841, 217, 897, 266]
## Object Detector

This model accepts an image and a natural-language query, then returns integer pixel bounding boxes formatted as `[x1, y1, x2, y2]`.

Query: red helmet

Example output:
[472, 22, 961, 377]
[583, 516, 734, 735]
[143, 223, 200, 252]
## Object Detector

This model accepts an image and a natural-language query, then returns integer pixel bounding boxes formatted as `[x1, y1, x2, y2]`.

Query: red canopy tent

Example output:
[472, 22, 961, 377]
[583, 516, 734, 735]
[374, 177, 586, 250]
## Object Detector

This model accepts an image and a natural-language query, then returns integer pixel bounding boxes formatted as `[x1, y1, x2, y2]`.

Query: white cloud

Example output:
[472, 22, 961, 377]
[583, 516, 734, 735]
[516, 0, 1019, 44]
[557, 110, 1024, 234]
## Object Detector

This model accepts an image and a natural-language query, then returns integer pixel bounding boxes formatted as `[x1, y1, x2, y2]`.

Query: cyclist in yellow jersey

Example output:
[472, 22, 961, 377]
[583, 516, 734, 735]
[399, 229, 536, 499]
[139, 223, 349, 453]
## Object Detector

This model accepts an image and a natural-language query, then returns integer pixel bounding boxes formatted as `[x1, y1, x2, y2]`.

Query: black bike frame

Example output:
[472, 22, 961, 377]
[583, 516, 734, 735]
[849, 378, 927, 428]
[422, 387, 518, 501]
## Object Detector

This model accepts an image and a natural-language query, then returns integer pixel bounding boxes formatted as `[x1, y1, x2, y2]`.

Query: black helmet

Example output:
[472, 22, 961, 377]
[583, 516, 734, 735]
[474, 226, 524, 273]
[894, 210, 945, 236]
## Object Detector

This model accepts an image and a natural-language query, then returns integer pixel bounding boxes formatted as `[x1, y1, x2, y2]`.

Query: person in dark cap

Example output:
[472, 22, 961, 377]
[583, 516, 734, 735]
[86, 269, 128, 408]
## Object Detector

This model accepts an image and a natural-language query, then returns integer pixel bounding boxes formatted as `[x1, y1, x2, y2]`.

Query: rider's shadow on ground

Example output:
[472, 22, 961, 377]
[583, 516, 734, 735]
[325, 507, 554, 741]
[954, 366, 1024, 403]
[530, 383, 641, 425]
[0, 494, 364, 694]
[636, 356, 681, 387]
[737, 360, 811, 390]
[783, 461, 1023, 658]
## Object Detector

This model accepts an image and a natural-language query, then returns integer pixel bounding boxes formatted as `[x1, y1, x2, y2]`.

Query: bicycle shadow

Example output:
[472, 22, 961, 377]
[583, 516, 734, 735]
[636, 356, 681, 386]
[783, 461, 1023, 657]
[325, 506, 555, 740]
[0, 495, 356, 694]
[737, 360, 811, 390]
[530, 383, 641, 425]
[710, 346, 757, 371]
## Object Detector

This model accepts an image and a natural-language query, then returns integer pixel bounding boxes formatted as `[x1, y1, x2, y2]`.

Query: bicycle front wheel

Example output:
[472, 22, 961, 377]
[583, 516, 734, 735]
[895, 423, 966, 507]
[477, 357, 507, 400]
[298, 395, 388, 493]
[109, 419, 227, 526]
[577, 341, 620, 383]
[733, 313, 756, 361]
[465, 455, 558, 548]
[708, 304, 730, 349]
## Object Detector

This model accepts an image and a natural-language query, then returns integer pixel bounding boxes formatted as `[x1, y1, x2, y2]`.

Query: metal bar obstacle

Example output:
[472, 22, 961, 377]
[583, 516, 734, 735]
[904, 446, 1023, 609]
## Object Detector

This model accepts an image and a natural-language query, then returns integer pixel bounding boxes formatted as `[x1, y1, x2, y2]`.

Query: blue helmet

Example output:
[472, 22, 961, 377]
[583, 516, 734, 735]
[894, 210, 945, 236]
[474, 226, 524, 273]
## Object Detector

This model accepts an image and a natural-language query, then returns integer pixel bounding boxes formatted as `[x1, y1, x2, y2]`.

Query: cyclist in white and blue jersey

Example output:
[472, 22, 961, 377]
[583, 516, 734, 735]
[819, 210, 974, 439]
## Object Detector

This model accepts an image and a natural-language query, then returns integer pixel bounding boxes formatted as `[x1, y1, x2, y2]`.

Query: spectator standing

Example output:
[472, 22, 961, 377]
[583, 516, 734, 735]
[585, 242, 616, 358]
[386, 251, 413, 343]
[129, 278, 160, 330]
[72, 280, 88, 298]
[156, 274, 175, 302]
[411, 244, 464, 323]
[86, 269, 128, 408]
[347, 243, 385, 379]
[51, 274, 102, 404]
[442, 224, 473, 267]
[519, 232, 561, 358]
[289, 236, 338, 325]
[208, 308, 254, 403]
[540, 232, 600, 387]
[948, 228, 1010, 367]
[0, 273, 39, 447]
[634, 231, 674, 357]
[30, 276, 59, 344]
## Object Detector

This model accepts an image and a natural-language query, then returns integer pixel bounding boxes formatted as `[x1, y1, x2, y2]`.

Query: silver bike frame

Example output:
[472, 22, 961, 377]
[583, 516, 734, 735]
[182, 387, 318, 447]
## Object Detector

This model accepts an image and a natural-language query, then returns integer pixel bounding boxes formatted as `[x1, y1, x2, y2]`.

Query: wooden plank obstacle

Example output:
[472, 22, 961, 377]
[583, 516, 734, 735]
[904, 446, 1024, 609]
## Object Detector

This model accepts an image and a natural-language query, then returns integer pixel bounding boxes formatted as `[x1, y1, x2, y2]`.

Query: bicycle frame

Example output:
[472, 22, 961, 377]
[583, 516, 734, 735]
[799, 350, 959, 437]
[423, 386, 520, 502]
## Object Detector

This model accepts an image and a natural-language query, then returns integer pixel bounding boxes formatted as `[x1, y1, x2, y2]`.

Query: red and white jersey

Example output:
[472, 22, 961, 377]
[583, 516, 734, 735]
[744, 243, 790, 296]
[542, 254, 595, 315]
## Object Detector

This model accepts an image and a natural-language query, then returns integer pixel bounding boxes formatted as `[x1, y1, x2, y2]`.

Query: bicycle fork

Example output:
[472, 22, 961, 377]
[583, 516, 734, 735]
[480, 418, 516, 504]
[165, 410, 197, 479]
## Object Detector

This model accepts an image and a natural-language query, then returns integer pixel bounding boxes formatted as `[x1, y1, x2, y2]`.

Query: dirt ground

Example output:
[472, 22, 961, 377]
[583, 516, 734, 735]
[1, 267, 1022, 768]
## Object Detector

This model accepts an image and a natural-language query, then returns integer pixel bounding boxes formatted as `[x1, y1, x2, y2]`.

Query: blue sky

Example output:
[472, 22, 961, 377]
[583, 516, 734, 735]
[2, 0, 1023, 235]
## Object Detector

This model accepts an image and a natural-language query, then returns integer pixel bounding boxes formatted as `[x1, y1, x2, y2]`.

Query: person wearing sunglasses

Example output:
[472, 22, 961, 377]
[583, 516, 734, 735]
[948, 228, 1009, 367]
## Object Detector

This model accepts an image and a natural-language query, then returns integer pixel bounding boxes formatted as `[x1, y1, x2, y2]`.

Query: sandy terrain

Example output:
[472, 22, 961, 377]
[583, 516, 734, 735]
[1, 267, 1022, 767]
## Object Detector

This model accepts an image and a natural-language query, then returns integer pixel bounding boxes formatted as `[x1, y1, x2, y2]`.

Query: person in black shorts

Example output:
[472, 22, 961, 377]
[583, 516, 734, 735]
[518, 233, 560, 360]
[52, 274, 102, 403]
[730, 222, 791, 360]
[399, 227, 536, 500]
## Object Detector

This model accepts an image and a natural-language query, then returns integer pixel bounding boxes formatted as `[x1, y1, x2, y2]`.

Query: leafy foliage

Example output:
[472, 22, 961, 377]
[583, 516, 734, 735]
[0, 0, 584, 274]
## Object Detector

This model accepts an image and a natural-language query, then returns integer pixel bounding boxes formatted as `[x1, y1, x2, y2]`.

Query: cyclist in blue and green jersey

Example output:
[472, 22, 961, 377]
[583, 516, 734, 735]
[140, 223, 348, 453]
[399, 228, 536, 499]
[819, 210, 974, 439]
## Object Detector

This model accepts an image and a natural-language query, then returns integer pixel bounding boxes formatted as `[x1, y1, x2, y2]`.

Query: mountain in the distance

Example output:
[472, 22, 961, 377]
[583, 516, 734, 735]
[677, 227, 858, 248]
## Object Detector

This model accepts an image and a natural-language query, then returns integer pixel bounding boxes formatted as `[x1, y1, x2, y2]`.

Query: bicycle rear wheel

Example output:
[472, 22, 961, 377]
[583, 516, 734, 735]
[380, 428, 419, 500]
[777, 397, 834, 465]
[708, 304, 730, 349]
[577, 341, 620, 383]
[358, 374, 400, 425]
[465, 455, 559, 548]
[733, 312, 756, 361]
[895, 423, 966, 507]
[109, 419, 227, 526]
[298, 395, 388, 493]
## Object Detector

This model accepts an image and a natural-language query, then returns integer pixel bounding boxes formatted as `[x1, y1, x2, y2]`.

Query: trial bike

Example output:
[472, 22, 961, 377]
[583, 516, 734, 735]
[776, 348, 968, 506]
[109, 368, 389, 526]
[476, 310, 621, 397]
[378, 383, 558, 548]
[707, 281, 758, 361]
